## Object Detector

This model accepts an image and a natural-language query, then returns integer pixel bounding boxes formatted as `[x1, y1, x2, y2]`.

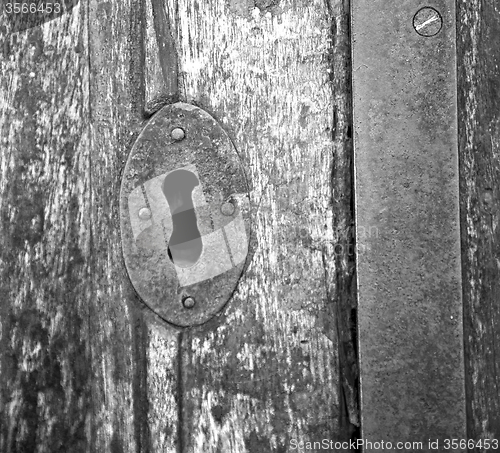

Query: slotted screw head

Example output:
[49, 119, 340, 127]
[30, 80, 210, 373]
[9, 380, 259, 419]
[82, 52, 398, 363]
[413, 7, 443, 37]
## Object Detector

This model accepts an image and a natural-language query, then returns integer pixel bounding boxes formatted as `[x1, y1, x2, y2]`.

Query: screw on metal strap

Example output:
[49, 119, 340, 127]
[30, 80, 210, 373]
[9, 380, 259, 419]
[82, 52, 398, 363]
[413, 7, 443, 37]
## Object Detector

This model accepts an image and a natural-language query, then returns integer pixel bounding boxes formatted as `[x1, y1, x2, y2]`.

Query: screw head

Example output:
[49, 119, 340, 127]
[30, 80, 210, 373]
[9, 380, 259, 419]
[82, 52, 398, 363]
[220, 201, 235, 216]
[171, 128, 185, 141]
[413, 7, 443, 37]
[182, 296, 195, 309]
[138, 207, 152, 220]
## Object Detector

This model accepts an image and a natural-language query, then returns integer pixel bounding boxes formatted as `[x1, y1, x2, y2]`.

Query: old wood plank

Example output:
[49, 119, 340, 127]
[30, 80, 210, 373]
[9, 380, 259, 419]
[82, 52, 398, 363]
[87, 0, 181, 450]
[457, 0, 500, 443]
[146, 320, 181, 453]
[145, 0, 169, 107]
[0, 8, 92, 452]
[0, 0, 182, 451]
[152, 0, 357, 449]
[87, 0, 144, 448]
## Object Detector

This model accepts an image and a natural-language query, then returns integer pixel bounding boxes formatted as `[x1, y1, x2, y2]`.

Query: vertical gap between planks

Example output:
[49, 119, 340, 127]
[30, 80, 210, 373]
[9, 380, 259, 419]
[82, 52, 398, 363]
[85, 0, 95, 450]
[151, 0, 179, 100]
[143, 0, 186, 451]
[146, 0, 181, 116]
[177, 330, 185, 453]
[327, 0, 361, 444]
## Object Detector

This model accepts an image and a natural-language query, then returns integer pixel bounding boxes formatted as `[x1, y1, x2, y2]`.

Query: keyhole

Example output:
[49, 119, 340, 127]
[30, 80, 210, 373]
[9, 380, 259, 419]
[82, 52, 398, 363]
[162, 169, 203, 268]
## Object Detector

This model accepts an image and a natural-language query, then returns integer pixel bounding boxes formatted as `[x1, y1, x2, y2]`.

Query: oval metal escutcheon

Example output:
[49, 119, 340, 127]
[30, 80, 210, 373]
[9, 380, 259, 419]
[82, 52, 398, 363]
[120, 103, 251, 327]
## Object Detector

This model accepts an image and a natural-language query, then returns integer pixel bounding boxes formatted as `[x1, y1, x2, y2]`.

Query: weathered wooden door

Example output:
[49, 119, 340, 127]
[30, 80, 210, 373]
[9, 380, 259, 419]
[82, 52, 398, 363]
[0, 0, 499, 452]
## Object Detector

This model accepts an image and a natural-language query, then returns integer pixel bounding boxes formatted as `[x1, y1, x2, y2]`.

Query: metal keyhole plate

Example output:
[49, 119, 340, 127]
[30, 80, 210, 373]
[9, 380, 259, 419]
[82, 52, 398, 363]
[120, 103, 252, 327]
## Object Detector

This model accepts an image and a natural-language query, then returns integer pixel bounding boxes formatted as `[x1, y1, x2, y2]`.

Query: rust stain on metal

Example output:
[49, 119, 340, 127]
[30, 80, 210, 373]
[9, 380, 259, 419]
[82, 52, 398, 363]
[352, 0, 466, 446]
[120, 103, 252, 327]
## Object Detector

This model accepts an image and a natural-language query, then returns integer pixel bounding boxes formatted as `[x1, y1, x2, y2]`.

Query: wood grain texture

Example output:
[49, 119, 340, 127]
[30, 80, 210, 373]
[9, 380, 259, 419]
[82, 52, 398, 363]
[0, 1, 180, 451]
[457, 0, 500, 445]
[3, 0, 500, 449]
[145, 0, 180, 114]
[147, 320, 181, 452]
[155, 0, 357, 450]
[87, 0, 181, 450]
[0, 7, 92, 452]
[145, 0, 168, 107]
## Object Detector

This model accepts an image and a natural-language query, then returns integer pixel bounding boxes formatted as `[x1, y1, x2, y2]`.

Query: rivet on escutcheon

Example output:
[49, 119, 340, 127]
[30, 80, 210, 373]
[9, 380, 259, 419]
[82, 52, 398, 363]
[138, 207, 152, 220]
[413, 7, 443, 37]
[183, 296, 196, 309]
[120, 102, 251, 327]
[220, 201, 235, 216]
[171, 128, 185, 141]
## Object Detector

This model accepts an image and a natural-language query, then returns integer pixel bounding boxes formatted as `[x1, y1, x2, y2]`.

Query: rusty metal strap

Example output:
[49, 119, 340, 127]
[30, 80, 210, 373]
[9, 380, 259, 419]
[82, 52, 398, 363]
[352, 0, 466, 448]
